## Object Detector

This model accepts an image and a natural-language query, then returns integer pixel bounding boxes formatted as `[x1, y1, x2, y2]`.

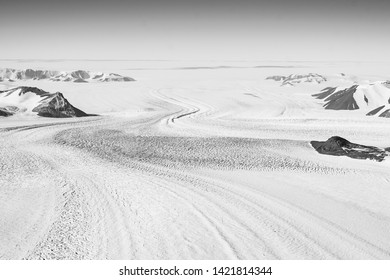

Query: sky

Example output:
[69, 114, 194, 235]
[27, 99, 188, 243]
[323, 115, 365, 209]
[0, 0, 389, 61]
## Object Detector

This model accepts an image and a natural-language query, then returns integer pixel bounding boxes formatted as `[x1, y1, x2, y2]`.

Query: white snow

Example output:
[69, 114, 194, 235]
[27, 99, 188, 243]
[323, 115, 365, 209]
[0, 88, 45, 115]
[0, 60, 390, 260]
[353, 82, 390, 112]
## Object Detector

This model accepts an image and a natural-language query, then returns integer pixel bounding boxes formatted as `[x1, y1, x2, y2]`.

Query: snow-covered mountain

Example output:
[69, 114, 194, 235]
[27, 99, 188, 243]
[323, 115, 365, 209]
[0, 68, 135, 83]
[266, 73, 327, 86]
[313, 81, 390, 118]
[0, 86, 89, 117]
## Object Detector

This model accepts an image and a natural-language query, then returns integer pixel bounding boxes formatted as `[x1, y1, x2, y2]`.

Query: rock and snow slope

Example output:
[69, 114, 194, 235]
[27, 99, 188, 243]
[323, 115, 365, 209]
[313, 81, 390, 117]
[266, 73, 327, 86]
[0, 68, 135, 83]
[0, 86, 89, 117]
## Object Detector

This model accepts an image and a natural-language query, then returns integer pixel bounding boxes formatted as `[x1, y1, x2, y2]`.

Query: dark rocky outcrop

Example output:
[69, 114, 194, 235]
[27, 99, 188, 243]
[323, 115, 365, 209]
[367, 105, 386, 116]
[71, 70, 90, 79]
[266, 75, 286, 82]
[32, 92, 88, 118]
[313, 85, 359, 110]
[0, 108, 13, 117]
[1, 86, 50, 98]
[73, 78, 88, 83]
[0, 106, 18, 117]
[311, 136, 389, 162]
[123, 77, 134, 82]
[378, 109, 390, 118]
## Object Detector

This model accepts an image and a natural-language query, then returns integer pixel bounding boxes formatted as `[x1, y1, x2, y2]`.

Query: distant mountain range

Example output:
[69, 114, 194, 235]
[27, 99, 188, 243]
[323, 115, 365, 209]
[0, 68, 135, 83]
[313, 81, 390, 118]
[0, 86, 91, 118]
[266, 73, 327, 86]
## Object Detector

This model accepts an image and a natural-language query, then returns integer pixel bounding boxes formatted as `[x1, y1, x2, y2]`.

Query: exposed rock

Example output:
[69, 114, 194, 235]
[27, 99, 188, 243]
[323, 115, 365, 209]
[32, 92, 88, 118]
[314, 82, 390, 117]
[71, 70, 90, 79]
[0, 86, 91, 118]
[0, 108, 13, 116]
[0, 68, 135, 83]
[367, 105, 385, 116]
[313, 85, 359, 110]
[0, 106, 19, 117]
[311, 136, 389, 162]
[266, 75, 286, 82]
[122, 77, 134, 82]
[266, 73, 327, 86]
[378, 109, 390, 118]
[73, 78, 88, 83]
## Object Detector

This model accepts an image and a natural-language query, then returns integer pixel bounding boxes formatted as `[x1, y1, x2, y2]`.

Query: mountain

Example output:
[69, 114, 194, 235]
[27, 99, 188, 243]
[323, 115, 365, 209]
[266, 73, 327, 86]
[0, 68, 135, 83]
[0, 86, 90, 118]
[313, 81, 390, 117]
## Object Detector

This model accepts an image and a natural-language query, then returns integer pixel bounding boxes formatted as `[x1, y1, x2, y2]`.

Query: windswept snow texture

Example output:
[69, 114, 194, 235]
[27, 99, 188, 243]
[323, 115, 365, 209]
[266, 73, 327, 86]
[311, 136, 390, 162]
[0, 68, 135, 83]
[313, 82, 390, 117]
[1, 61, 390, 260]
[0, 87, 89, 118]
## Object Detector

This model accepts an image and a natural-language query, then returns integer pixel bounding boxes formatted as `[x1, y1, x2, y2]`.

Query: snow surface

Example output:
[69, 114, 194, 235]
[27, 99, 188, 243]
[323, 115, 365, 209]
[0, 60, 390, 259]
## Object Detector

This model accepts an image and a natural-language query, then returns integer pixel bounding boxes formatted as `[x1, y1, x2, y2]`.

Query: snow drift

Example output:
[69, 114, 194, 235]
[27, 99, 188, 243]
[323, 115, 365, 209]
[0, 68, 135, 83]
[0, 86, 89, 117]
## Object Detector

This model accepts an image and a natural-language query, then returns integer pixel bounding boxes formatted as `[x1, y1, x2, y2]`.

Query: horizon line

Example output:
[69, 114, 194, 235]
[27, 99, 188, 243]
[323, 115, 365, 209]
[1, 59, 390, 63]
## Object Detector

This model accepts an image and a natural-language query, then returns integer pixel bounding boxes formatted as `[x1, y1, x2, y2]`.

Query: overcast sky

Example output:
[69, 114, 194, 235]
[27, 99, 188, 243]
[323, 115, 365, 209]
[0, 0, 389, 61]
